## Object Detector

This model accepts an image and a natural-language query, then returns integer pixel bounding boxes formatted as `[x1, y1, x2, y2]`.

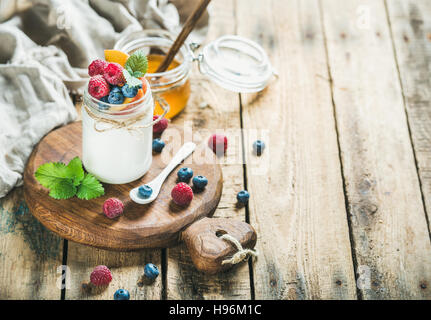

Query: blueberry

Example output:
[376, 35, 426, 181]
[152, 138, 165, 153]
[192, 175, 208, 190]
[111, 86, 122, 93]
[98, 95, 110, 110]
[253, 140, 265, 156]
[108, 86, 124, 104]
[114, 289, 130, 300]
[121, 84, 138, 98]
[177, 167, 193, 182]
[144, 263, 159, 280]
[138, 185, 153, 199]
[237, 190, 250, 204]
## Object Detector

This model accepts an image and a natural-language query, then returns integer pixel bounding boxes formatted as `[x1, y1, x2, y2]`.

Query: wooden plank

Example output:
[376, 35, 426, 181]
[386, 0, 431, 233]
[65, 245, 162, 300]
[321, 0, 431, 299]
[0, 187, 63, 299]
[165, 0, 252, 299]
[236, 0, 357, 299]
[65, 104, 163, 301]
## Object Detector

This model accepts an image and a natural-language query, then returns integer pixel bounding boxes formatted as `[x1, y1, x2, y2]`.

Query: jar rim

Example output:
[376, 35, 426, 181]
[114, 29, 191, 82]
[84, 78, 152, 116]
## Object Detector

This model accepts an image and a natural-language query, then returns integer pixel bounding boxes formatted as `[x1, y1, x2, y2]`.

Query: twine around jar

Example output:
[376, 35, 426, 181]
[220, 234, 258, 265]
[84, 95, 170, 133]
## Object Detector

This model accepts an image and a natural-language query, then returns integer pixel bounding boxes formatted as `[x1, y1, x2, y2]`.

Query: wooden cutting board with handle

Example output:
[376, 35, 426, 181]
[23, 122, 257, 274]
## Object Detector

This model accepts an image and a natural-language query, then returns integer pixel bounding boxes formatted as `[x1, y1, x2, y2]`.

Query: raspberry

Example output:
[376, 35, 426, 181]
[88, 59, 108, 77]
[103, 198, 124, 219]
[171, 182, 193, 206]
[153, 115, 169, 134]
[208, 134, 228, 156]
[90, 265, 112, 286]
[88, 75, 110, 99]
[103, 62, 125, 85]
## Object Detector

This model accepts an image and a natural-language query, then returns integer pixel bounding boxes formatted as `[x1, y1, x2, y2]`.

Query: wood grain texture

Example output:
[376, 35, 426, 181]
[386, 0, 431, 232]
[0, 187, 63, 299]
[23, 122, 222, 250]
[236, 0, 357, 299]
[166, 0, 253, 299]
[65, 245, 163, 300]
[321, 0, 431, 299]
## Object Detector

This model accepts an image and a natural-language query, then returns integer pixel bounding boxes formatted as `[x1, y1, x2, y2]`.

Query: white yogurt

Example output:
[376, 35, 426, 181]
[82, 82, 154, 184]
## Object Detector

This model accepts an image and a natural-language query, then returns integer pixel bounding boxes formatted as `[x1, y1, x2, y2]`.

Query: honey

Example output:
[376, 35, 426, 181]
[147, 54, 191, 119]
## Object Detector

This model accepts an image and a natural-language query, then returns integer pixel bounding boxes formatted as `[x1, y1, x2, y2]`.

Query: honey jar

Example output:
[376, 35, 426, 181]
[115, 30, 275, 118]
[115, 30, 191, 119]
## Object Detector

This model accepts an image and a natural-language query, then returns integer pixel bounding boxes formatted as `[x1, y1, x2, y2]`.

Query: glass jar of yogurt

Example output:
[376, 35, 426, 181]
[82, 79, 167, 184]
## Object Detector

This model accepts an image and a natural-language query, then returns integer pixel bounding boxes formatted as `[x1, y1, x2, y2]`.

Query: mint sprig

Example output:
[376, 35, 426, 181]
[123, 69, 143, 88]
[125, 50, 148, 74]
[35, 157, 104, 200]
[123, 50, 148, 88]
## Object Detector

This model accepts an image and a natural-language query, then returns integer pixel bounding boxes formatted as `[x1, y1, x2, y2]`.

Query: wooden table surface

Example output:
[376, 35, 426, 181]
[1, 0, 431, 300]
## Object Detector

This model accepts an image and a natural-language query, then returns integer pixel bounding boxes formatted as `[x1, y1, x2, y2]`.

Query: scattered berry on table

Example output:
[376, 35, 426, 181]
[88, 59, 108, 77]
[138, 185, 153, 199]
[253, 140, 266, 156]
[121, 84, 138, 98]
[144, 263, 159, 280]
[108, 86, 124, 104]
[103, 198, 124, 219]
[171, 182, 193, 206]
[237, 190, 250, 204]
[152, 138, 165, 153]
[208, 134, 228, 156]
[114, 289, 130, 300]
[192, 175, 208, 190]
[88, 75, 110, 99]
[103, 62, 125, 85]
[90, 265, 112, 286]
[177, 167, 193, 182]
[152, 115, 169, 134]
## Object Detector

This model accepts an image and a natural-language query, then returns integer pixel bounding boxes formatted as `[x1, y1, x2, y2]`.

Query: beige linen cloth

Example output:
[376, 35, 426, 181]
[0, 0, 209, 198]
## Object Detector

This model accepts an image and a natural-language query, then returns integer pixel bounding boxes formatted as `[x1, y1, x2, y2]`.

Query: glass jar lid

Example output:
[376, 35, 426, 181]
[197, 35, 274, 93]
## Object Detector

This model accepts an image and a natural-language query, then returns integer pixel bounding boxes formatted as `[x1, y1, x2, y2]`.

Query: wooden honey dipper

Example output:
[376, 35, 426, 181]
[156, 0, 212, 73]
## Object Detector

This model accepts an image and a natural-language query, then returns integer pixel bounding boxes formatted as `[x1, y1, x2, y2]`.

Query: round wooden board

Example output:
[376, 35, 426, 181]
[23, 122, 222, 251]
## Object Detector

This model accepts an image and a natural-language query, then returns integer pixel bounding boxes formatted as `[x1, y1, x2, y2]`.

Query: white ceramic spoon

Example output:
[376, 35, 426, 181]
[130, 142, 196, 204]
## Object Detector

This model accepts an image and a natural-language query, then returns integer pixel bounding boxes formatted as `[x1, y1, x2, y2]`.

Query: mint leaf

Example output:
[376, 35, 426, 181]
[35, 162, 69, 189]
[123, 69, 142, 88]
[65, 156, 84, 186]
[35, 157, 103, 200]
[76, 173, 105, 200]
[35, 162, 77, 199]
[132, 71, 144, 78]
[125, 50, 148, 74]
[49, 180, 77, 199]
